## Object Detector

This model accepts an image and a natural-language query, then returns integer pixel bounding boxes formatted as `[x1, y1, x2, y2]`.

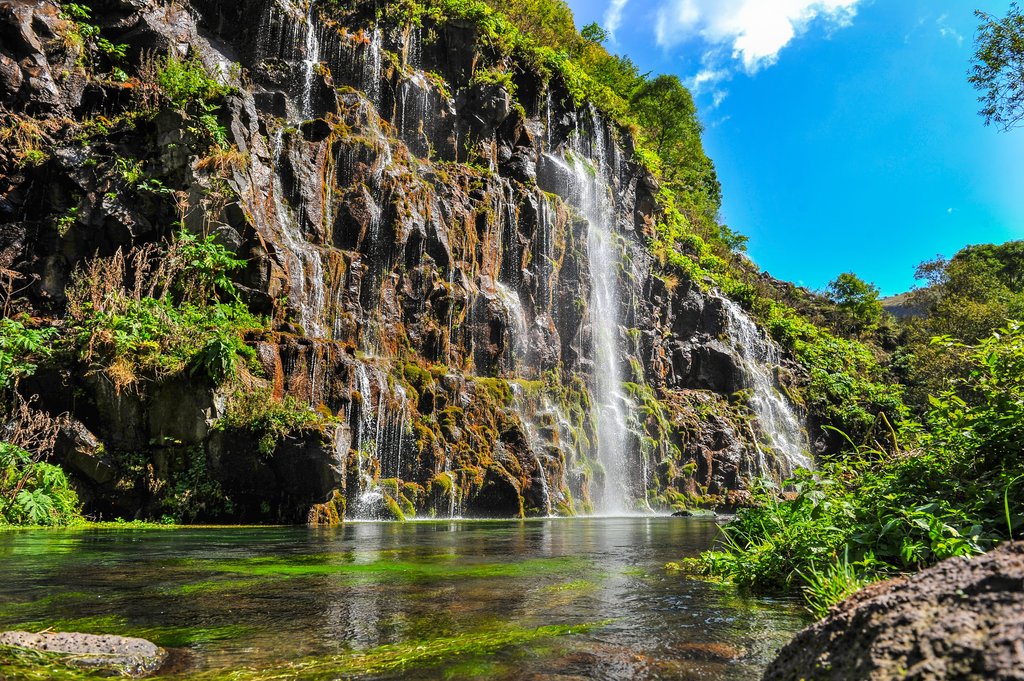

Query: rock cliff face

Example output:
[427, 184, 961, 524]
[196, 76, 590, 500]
[0, 0, 812, 521]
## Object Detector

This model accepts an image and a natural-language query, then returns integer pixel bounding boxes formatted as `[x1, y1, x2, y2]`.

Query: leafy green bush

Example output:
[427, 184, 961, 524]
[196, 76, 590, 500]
[69, 230, 264, 389]
[157, 54, 232, 111]
[0, 443, 80, 526]
[217, 388, 329, 457]
[156, 55, 233, 147]
[0, 318, 57, 390]
[75, 297, 261, 387]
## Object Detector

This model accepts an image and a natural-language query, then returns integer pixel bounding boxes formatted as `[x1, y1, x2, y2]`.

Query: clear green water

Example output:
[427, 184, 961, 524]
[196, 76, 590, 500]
[0, 517, 807, 680]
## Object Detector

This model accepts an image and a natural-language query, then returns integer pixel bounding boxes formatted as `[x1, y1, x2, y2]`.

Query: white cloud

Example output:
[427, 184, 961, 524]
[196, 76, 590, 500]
[656, 0, 863, 73]
[684, 64, 731, 109]
[604, 0, 630, 38]
[686, 66, 730, 93]
[936, 14, 964, 46]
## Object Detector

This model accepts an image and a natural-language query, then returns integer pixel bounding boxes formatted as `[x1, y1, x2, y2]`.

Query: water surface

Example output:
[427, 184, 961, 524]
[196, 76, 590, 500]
[0, 517, 806, 680]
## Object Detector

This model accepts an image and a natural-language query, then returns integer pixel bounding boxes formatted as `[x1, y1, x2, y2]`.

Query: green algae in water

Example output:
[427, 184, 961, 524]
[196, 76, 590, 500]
[185, 621, 610, 681]
[0, 519, 809, 681]
[541, 579, 599, 594]
[198, 555, 591, 582]
[0, 645, 111, 681]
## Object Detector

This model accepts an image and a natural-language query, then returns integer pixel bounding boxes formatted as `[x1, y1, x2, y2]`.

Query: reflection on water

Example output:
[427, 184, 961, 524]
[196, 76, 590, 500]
[0, 518, 806, 680]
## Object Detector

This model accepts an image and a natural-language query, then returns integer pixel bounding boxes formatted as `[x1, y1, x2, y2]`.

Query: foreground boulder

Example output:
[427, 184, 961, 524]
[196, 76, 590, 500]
[765, 542, 1024, 680]
[0, 631, 167, 678]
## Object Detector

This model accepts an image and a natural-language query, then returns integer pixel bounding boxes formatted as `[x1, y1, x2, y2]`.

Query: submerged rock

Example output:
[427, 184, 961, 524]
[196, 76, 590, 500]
[0, 631, 167, 678]
[764, 542, 1024, 681]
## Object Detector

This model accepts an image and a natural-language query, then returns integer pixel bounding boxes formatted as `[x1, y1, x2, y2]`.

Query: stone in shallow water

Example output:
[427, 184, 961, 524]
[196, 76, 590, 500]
[0, 631, 167, 678]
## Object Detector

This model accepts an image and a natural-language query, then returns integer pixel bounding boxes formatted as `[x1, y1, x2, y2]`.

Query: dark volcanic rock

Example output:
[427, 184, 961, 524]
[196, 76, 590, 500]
[0, 631, 167, 677]
[0, 0, 810, 522]
[764, 542, 1024, 681]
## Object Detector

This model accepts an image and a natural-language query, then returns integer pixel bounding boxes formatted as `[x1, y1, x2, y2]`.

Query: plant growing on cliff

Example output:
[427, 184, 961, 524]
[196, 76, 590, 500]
[68, 232, 263, 390]
[0, 401, 80, 527]
[217, 388, 329, 457]
[0, 318, 57, 391]
[156, 54, 234, 147]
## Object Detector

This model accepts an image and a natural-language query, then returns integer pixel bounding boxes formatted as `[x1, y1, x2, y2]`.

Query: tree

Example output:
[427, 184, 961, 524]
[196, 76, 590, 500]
[580, 22, 608, 46]
[970, 3, 1024, 131]
[629, 75, 722, 211]
[827, 272, 883, 331]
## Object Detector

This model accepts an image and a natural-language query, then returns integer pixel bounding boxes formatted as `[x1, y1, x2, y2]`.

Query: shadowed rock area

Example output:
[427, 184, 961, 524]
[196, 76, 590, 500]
[764, 542, 1024, 681]
[0, 631, 166, 677]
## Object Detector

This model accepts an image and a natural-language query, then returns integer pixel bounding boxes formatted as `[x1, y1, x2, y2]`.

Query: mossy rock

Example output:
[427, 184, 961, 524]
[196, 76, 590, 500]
[383, 495, 406, 521]
[307, 489, 346, 526]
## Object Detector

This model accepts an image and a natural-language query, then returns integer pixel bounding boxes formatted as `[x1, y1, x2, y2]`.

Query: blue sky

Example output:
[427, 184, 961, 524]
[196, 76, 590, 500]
[565, 0, 1024, 295]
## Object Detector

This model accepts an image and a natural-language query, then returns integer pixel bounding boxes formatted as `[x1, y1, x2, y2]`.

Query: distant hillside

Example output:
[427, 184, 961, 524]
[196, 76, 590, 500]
[882, 292, 928, 320]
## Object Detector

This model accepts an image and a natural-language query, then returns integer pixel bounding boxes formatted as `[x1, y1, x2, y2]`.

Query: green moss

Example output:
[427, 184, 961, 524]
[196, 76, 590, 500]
[384, 494, 407, 521]
[197, 554, 591, 583]
[397, 493, 416, 519]
[188, 620, 610, 680]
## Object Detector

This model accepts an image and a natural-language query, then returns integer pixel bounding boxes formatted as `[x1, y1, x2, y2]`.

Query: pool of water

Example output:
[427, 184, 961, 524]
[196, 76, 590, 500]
[0, 517, 806, 680]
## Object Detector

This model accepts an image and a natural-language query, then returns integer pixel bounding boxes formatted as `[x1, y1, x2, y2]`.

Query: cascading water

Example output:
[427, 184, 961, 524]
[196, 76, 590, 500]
[270, 130, 327, 338]
[563, 120, 636, 515]
[350, 362, 414, 518]
[495, 282, 529, 372]
[719, 296, 814, 480]
[299, 1, 321, 119]
[510, 384, 554, 517]
[364, 28, 383, 106]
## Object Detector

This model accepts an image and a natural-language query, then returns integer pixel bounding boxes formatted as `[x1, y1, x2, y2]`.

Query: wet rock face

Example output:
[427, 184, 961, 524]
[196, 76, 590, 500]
[0, 0, 804, 521]
[764, 542, 1024, 681]
[0, 631, 167, 678]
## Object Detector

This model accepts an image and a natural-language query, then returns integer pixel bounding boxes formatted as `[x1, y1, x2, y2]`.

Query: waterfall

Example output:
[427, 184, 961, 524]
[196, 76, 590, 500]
[719, 296, 814, 480]
[270, 130, 327, 337]
[350, 361, 414, 518]
[510, 384, 554, 516]
[495, 282, 529, 372]
[564, 121, 635, 515]
[363, 28, 383, 106]
[299, 2, 321, 119]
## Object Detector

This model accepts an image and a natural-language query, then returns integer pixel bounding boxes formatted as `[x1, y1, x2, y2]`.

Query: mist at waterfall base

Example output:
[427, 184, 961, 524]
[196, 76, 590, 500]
[251, 2, 812, 519]
[0, 520, 808, 680]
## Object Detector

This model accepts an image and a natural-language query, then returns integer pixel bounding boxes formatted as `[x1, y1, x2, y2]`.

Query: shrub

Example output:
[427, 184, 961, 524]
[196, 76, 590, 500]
[217, 388, 329, 457]
[0, 317, 57, 390]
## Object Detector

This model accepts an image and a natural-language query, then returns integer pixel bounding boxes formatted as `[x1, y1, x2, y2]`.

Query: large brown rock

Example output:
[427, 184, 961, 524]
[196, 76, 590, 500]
[764, 542, 1024, 681]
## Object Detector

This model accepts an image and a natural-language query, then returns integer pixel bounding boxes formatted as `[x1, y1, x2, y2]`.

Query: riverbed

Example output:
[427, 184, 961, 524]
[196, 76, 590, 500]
[0, 517, 806, 680]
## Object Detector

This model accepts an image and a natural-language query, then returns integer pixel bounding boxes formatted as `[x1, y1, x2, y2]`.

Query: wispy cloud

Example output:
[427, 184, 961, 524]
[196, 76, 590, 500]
[656, 0, 863, 73]
[604, 0, 630, 39]
[684, 58, 732, 109]
[936, 14, 964, 46]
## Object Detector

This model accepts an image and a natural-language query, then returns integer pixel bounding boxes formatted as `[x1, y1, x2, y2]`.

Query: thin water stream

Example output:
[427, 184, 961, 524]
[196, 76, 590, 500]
[0, 518, 806, 680]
